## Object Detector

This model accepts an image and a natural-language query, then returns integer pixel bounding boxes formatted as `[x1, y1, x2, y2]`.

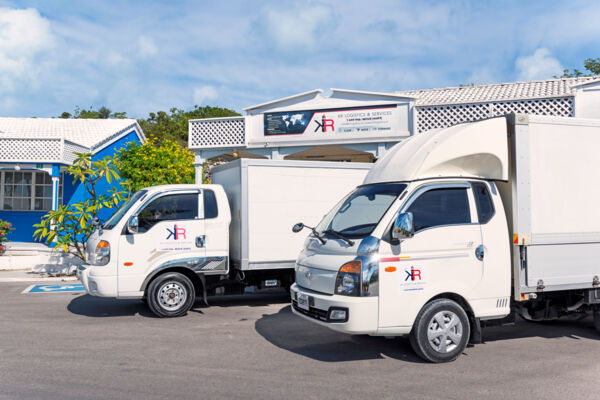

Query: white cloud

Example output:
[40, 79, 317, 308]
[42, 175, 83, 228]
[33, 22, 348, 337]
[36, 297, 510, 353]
[137, 35, 157, 58]
[516, 48, 563, 81]
[193, 85, 218, 105]
[0, 7, 54, 92]
[257, 2, 336, 54]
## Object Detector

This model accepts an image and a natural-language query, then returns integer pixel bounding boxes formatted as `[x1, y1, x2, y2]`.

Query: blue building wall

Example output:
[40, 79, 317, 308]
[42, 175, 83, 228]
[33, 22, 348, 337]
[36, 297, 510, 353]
[0, 211, 46, 242]
[2, 130, 142, 242]
[66, 130, 141, 223]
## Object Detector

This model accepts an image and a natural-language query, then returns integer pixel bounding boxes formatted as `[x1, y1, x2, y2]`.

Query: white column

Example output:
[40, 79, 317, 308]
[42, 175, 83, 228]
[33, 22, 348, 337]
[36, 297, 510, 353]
[51, 176, 60, 211]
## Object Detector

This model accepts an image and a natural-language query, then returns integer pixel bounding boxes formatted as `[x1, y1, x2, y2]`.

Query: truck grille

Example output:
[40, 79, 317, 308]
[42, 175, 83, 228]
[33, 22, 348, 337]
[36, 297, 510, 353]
[292, 300, 328, 322]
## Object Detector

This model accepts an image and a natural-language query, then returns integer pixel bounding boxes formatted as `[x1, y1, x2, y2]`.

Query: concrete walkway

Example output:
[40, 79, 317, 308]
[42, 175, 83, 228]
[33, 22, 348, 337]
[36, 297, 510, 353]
[0, 269, 79, 282]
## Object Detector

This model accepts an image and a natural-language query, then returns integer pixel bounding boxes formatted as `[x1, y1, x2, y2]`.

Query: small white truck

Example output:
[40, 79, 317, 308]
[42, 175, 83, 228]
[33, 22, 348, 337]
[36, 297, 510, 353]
[290, 114, 600, 363]
[77, 159, 370, 317]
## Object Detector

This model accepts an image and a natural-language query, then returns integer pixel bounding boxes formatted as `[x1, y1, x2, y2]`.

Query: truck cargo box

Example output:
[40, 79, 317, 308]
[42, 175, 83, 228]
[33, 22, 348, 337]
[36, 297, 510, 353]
[500, 114, 600, 295]
[211, 159, 371, 271]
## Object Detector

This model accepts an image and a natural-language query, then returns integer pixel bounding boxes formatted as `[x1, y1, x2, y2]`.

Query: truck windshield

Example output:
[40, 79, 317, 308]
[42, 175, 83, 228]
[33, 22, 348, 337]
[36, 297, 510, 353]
[103, 190, 147, 230]
[317, 183, 406, 239]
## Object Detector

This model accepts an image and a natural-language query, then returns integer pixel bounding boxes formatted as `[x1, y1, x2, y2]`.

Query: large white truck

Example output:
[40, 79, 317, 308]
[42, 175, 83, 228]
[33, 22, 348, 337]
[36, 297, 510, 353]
[78, 159, 370, 317]
[290, 114, 600, 363]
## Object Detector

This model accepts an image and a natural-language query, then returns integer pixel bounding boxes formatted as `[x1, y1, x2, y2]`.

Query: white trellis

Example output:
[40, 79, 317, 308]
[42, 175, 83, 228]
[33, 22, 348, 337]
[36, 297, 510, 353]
[189, 117, 245, 148]
[0, 138, 63, 163]
[416, 97, 574, 133]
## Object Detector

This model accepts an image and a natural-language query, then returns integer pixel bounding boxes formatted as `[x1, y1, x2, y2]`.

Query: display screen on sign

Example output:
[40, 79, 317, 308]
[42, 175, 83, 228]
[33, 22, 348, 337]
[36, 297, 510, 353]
[263, 105, 398, 136]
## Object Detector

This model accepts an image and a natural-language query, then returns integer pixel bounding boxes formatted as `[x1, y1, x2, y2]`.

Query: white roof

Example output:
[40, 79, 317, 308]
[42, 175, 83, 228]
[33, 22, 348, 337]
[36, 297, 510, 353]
[364, 117, 509, 184]
[397, 76, 600, 106]
[0, 118, 144, 150]
[244, 88, 414, 113]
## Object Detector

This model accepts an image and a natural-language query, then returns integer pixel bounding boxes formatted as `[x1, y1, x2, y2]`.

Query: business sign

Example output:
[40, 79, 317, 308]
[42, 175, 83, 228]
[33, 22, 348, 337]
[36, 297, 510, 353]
[264, 105, 400, 137]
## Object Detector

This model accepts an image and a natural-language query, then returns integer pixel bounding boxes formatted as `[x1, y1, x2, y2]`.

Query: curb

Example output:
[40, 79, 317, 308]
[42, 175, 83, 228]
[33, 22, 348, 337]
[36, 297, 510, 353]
[0, 275, 79, 283]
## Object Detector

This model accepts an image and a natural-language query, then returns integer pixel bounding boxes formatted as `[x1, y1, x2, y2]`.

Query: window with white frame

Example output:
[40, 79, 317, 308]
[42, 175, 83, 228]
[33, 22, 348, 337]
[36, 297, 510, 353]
[1, 171, 63, 211]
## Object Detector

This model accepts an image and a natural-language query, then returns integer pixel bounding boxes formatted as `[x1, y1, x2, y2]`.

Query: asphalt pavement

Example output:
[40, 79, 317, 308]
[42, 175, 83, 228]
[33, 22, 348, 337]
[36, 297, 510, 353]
[0, 280, 598, 400]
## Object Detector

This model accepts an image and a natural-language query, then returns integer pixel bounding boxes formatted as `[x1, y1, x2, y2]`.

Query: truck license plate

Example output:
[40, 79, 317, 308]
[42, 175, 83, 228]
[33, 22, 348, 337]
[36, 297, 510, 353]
[297, 293, 310, 311]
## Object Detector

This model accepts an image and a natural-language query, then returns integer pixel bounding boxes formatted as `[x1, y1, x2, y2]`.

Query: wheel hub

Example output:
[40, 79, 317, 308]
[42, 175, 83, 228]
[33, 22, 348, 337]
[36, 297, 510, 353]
[157, 282, 187, 311]
[427, 310, 463, 353]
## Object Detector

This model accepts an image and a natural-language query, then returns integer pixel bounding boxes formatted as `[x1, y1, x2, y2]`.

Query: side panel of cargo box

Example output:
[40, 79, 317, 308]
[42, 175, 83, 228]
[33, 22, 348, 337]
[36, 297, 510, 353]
[507, 114, 600, 296]
[212, 159, 371, 271]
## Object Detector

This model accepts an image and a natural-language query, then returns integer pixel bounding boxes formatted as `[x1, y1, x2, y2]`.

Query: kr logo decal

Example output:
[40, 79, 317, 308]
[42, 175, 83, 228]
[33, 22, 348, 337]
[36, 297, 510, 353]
[404, 266, 422, 281]
[314, 115, 334, 133]
[166, 224, 187, 240]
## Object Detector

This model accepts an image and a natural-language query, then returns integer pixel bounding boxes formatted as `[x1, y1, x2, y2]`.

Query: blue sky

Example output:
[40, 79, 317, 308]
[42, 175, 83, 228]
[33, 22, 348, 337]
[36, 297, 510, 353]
[0, 0, 599, 118]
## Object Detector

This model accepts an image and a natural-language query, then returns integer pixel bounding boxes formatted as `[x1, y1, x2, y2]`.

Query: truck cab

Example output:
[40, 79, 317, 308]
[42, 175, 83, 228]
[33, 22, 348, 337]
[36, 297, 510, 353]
[78, 184, 230, 317]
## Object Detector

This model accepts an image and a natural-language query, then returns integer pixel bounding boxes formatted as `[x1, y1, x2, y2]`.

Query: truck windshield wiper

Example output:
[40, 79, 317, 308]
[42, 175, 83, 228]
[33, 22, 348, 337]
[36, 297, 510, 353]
[292, 222, 327, 245]
[322, 229, 355, 246]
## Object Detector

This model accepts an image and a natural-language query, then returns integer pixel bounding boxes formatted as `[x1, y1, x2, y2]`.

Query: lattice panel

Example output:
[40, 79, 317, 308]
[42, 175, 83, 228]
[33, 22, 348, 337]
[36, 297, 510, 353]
[417, 103, 490, 133]
[492, 98, 573, 117]
[189, 117, 245, 148]
[416, 97, 574, 133]
[63, 141, 89, 164]
[0, 138, 62, 162]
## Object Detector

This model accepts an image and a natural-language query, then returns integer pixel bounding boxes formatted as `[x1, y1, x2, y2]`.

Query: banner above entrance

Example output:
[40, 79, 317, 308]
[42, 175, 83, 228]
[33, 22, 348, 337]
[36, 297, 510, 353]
[264, 105, 400, 137]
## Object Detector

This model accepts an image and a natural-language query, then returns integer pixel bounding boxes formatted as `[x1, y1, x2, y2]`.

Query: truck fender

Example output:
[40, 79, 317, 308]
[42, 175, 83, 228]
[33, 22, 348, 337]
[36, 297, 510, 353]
[418, 292, 480, 343]
[140, 256, 227, 304]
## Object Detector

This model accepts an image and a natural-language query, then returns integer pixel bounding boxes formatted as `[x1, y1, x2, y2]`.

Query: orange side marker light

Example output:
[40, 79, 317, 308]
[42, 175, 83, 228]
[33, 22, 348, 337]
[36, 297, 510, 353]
[384, 266, 396, 272]
[124, 262, 133, 266]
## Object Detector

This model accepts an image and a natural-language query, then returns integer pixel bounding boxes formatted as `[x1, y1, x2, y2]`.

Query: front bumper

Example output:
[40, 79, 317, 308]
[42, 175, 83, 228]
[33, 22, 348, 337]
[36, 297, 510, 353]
[290, 283, 378, 335]
[77, 264, 118, 297]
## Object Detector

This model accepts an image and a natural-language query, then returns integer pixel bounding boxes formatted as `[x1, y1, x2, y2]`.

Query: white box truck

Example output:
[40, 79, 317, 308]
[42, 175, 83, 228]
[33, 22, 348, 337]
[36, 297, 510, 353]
[290, 114, 600, 363]
[77, 159, 370, 317]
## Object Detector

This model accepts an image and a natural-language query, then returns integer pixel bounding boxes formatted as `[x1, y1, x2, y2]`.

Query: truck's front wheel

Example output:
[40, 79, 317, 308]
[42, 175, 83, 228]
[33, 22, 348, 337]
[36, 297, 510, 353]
[594, 305, 600, 334]
[409, 299, 470, 363]
[147, 272, 196, 318]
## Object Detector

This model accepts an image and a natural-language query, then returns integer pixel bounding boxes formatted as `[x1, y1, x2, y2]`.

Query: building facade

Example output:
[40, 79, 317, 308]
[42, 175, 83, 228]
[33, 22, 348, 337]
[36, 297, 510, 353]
[189, 76, 600, 179]
[0, 118, 145, 242]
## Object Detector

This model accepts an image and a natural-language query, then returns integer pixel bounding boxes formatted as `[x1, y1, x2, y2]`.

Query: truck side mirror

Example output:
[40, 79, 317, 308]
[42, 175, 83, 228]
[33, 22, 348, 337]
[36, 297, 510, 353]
[127, 215, 139, 234]
[392, 212, 414, 241]
[292, 222, 304, 233]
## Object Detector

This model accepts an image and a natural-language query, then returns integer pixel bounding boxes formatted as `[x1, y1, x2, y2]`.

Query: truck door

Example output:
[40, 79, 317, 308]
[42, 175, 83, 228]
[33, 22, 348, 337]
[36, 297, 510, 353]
[117, 190, 205, 295]
[378, 184, 483, 328]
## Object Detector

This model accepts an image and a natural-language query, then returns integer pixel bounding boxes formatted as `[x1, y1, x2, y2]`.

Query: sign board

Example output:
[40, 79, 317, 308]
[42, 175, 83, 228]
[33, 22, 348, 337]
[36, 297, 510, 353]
[23, 284, 85, 293]
[264, 104, 400, 137]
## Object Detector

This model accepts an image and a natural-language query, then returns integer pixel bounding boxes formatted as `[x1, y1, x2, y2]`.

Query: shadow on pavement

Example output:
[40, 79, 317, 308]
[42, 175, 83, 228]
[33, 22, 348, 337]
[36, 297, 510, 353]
[67, 294, 157, 318]
[68, 291, 290, 318]
[482, 314, 599, 342]
[255, 305, 424, 363]
[256, 306, 599, 363]
[202, 291, 290, 308]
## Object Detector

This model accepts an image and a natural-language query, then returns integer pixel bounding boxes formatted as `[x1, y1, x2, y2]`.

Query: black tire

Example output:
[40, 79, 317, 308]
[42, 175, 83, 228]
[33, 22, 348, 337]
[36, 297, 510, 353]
[147, 272, 196, 318]
[409, 299, 470, 363]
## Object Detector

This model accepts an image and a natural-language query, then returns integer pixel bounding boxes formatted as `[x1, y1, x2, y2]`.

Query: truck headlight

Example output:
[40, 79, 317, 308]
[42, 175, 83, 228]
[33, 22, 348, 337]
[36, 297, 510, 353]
[334, 260, 361, 296]
[93, 240, 110, 266]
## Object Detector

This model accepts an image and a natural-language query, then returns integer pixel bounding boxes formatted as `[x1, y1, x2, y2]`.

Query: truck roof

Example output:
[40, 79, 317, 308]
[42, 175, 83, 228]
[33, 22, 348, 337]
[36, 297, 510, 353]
[139, 184, 221, 194]
[364, 116, 509, 184]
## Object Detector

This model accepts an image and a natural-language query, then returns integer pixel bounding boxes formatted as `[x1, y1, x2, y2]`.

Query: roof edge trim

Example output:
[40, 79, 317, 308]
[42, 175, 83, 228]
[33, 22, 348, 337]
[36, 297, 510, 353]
[243, 89, 323, 111]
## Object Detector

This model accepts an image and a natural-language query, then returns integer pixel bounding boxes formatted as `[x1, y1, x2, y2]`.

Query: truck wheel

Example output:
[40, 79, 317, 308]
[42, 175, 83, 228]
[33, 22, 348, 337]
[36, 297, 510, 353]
[409, 299, 470, 363]
[594, 306, 600, 334]
[147, 272, 196, 318]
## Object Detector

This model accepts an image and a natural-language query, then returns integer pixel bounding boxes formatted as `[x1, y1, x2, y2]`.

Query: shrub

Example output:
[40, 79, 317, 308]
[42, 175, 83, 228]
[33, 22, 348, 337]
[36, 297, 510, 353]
[116, 139, 196, 191]
[0, 220, 13, 255]
[33, 153, 127, 260]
